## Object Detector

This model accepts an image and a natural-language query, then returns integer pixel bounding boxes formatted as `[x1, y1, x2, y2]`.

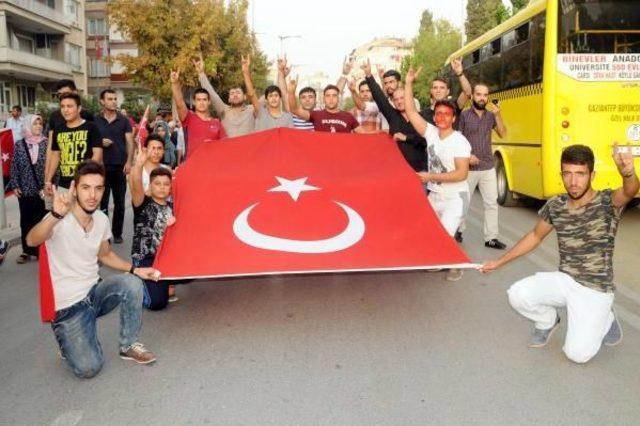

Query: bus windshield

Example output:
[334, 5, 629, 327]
[559, 0, 640, 53]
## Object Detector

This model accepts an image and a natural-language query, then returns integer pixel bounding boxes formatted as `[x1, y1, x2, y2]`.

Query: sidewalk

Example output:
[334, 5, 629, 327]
[0, 193, 20, 245]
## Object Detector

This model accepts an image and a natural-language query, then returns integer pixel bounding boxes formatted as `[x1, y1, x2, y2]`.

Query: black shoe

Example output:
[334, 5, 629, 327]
[485, 239, 507, 250]
[454, 231, 463, 243]
[113, 236, 124, 244]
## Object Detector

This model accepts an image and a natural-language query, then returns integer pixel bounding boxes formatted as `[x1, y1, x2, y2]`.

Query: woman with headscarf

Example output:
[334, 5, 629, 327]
[154, 121, 177, 168]
[8, 114, 47, 264]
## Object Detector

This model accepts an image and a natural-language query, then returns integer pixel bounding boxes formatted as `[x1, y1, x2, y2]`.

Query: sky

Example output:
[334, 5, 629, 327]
[249, 0, 470, 81]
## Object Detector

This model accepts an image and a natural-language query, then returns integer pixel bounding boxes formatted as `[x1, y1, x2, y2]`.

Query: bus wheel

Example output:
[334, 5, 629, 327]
[496, 156, 518, 207]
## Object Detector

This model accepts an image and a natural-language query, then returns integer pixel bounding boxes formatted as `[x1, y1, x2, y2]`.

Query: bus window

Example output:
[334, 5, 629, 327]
[515, 23, 530, 44]
[559, 0, 640, 53]
[503, 39, 531, 89]
[472, 49, 481, 64]
[530, 13, 546, 83]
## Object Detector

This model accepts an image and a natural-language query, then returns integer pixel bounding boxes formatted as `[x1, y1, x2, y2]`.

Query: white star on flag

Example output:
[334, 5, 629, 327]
[268, 176, 320, 202]
[1, 153, 8, 162]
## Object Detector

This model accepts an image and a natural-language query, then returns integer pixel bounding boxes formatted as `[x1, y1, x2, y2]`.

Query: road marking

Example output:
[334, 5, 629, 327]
[50, 411, 83, 426]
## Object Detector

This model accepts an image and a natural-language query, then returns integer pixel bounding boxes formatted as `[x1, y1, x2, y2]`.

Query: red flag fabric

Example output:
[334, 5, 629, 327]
[136, 105, 150, 146]
[1, 128, 14, 179]
[153, 128, 471, 279]
[38, 244, 56, 322]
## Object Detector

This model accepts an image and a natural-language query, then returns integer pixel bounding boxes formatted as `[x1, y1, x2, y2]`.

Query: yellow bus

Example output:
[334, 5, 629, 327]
[443, 0, 640, 205]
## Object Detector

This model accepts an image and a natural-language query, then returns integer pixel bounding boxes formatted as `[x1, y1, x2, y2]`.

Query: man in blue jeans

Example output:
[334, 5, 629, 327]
[27, 161, 160, 378]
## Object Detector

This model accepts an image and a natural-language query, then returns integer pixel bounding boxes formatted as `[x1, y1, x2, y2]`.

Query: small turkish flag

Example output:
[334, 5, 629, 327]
[136, 105, 150, 146]
[153, 128, 471, 279]
[1, 128, 14, 180]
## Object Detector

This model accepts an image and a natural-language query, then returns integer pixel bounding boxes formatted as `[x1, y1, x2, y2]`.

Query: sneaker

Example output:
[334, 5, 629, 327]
[168, 295, 179, 303]
[119, 342, 156, 364]
[113, 236, 124, 244]
[603, 312, 623, 347]
[485, 239, 507, 250]
[0, 239, 8, 266]
[529, 316, 561, 348]
[445, 268, 463, 282]
[454, 231, 463, 243]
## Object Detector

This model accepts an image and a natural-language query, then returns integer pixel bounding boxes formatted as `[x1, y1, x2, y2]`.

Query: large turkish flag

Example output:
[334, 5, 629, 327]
[153, 127, 471, 279]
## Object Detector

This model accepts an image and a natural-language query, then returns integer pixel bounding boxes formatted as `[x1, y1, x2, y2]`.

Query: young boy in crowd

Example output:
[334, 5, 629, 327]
[130, 138, 176, 310]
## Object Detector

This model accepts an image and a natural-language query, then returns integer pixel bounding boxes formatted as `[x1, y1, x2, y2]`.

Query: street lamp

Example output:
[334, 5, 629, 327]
[278, 35, 302, 56]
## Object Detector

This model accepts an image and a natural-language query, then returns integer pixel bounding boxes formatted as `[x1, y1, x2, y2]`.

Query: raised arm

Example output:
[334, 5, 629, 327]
[170, 70, 188, 122]
[480, 219, 554, 273]
[241, 55, 260, 116]
[612, 142, 640, 208]
[403, 67, 429, 136]
[336, 56, 354, 94]
[488, 102, 507, 138]
[194, 55, 227, 117]
[287, 76, 310, 121]
[363, 59, 396, 122]
[129, 140, 147, 208]
[348, 77, 366, 112]
[26, 183, 74, 247]
[451, 58, 472, 109]
[277, 56, 291, 112]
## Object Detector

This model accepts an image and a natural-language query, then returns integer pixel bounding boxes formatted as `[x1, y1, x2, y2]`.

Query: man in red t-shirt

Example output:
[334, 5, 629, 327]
[171, 70, 227, 159]
[287, 78, 365, 133]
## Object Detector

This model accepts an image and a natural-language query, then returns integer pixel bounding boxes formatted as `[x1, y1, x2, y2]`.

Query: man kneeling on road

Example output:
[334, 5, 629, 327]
[481, 144, 639, 363]
[27, 161, 160, 378]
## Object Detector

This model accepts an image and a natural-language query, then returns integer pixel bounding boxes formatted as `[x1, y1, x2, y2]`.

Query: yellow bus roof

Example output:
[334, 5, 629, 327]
[446, 0, 547, 64]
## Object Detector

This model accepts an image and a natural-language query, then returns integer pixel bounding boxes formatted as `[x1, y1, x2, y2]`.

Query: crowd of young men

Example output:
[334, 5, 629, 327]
[2, 50, 636, 379]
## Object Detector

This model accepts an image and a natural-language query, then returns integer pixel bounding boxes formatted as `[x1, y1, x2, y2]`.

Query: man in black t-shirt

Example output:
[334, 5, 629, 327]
[45, 93, 102, 194]
[96, 89, 134, 244]
[45, 80, 94, 187]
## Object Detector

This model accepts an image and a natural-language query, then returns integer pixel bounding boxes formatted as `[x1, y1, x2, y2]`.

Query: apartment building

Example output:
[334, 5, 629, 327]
[0, 0, 87, 119]
[86, 0, 139, 104]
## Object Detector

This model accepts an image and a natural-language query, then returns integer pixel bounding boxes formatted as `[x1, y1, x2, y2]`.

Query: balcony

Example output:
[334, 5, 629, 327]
[0, 46, 74, 81]
[0, 0, 73, 34]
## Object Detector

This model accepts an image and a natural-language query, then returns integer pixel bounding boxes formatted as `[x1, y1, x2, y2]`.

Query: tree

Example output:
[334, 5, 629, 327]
[108, 0, 268, 101]
[511, 0, 529, 14]
[465, 0, 502, 42]
[402, 10, 462, 105]
[496, 2, 511, 24]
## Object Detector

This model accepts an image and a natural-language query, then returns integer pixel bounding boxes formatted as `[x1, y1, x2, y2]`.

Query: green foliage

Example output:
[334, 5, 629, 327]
[108, 0, 268, 100]
[120, 89, 153, 121]
[465, 0, 502, 41]
[511, 0, 529, 14]
[402, 10, 462, 105]
[496, 3, 511, 24]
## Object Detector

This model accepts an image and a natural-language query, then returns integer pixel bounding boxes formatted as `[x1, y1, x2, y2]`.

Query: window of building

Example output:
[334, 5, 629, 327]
[89, 59, 109, 77]
[88, 18, 108, 36]
[16, 85, 36, 109]
[14, 33, 35, 53]
[65, 43, 82, 69]
[64, 0, 80, 24]
[0, 82, 11, 116]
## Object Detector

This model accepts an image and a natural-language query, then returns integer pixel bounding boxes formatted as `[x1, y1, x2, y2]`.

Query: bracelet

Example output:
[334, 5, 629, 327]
[50, 210, 65, 220]
[455, 72, 463, 77]
[622, 170, 636, 178]
[129, 265, 136, 274]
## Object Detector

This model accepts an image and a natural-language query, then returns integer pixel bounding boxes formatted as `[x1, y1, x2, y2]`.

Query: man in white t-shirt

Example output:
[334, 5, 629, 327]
[27, 161, 160, 378]
[403, 67, 471, 282]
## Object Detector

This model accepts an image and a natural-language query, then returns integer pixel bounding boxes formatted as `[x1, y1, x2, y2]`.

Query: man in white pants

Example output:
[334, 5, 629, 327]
[480, 144, 638, 363]
[403, 67, 471, 282]
[457, 83, 507, 249]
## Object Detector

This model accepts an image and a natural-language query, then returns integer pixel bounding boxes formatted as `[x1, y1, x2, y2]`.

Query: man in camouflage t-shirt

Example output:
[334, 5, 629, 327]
[480, 144, 639, 364]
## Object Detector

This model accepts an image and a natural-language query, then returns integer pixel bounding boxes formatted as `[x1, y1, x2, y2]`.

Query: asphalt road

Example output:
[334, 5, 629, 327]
[1, 194, 639, 425]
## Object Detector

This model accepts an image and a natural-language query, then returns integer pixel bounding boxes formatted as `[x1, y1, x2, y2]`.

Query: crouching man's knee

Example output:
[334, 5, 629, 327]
[71, 355, 104, 379]
[563, 344, 599, 364]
